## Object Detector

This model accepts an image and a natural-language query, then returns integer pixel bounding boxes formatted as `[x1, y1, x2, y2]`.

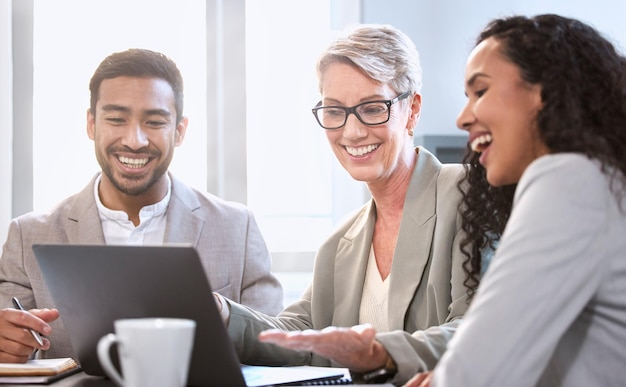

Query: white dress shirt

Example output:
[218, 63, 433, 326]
[93, 174, 170, 245]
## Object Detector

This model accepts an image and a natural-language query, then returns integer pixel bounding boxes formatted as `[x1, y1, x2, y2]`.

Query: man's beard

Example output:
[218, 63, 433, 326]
[96, 146, 169, 196]
[104, 168, 163, 196]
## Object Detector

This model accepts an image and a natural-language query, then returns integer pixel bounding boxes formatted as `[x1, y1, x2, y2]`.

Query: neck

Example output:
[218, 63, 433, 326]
[97, 175, 168, 226]
[368, 149, 417, 214]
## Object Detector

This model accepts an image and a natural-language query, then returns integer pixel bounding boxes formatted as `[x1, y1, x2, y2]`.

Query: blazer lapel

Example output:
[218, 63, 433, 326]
[332, 202, 376, 326]
[387, 148, 440, 330]
[65, 175, 106, 244]
[163, 174, 204, 245]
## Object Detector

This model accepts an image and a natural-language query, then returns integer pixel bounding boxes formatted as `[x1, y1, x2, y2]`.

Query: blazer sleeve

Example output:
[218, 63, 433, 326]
[237, 209, 284, 316]
[432, 155, 615, 386]
[0, 219, 33, 308]
[375, 163, 470, 384]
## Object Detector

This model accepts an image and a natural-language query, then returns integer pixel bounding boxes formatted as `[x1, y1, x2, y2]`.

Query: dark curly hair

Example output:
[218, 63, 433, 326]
[458, 150, 516, 301]
[459, 14, 626, 301]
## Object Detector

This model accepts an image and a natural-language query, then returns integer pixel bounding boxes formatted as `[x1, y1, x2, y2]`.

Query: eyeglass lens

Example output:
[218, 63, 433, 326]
[315, 101, 390, 129]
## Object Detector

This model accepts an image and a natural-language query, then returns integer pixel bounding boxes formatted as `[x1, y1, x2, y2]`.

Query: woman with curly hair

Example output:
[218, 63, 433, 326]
[407, 13, 626, 387]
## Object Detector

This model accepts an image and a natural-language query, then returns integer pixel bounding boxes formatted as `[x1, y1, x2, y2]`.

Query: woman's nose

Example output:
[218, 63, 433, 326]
[456, 102, 474, 132]
[342, 113, 367, 139]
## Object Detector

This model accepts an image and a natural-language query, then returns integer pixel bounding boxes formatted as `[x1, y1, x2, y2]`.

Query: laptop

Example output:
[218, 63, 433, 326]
[33, 244, 347, 387]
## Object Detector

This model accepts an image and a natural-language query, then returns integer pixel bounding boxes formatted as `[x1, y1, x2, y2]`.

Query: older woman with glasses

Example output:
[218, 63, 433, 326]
[214, 24, 477, 385]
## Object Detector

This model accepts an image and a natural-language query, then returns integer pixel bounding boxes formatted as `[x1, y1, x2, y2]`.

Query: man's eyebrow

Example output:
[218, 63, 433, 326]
[99, 105, 171, 118]
[101, 104, 130, 113]
[144, 109, 172, 118]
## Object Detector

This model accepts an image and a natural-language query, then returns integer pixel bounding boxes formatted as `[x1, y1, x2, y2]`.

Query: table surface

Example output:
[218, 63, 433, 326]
[0, 370, 396, 387]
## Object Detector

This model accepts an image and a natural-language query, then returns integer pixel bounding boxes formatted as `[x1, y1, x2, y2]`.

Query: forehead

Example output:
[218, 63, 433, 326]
[321, 62, 394, 100]
[464, 37, 519, 83]
[96, 76, 175, 110]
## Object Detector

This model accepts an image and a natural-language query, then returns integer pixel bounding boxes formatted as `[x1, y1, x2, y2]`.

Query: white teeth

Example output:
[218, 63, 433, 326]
[345, 144, 379, 156]
[119, 156, 149, 168]
[470, 134, 493, 153]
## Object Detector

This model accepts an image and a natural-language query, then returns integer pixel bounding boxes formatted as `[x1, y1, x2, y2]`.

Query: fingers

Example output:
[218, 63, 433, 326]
[258, 329, 287, 342]
[258, 326, 383, 371]
[30, 308, 60, 324]
[402, 371, 433, 387]
[0, 308, 54, 361]
[12, 309, 54, 337]
[351, 323, 375, 335]
[0, 348, 32, 364]
[259, 326, 374, 351]
[259, 329, 318, 351]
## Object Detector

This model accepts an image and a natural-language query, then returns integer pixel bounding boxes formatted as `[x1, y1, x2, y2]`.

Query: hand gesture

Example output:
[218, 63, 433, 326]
[402, 370, 433, 387]
[259, 323, 389, 372]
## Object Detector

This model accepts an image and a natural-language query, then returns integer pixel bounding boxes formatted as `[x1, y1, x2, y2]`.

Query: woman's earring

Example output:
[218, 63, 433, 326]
[408, 128, 414, 136]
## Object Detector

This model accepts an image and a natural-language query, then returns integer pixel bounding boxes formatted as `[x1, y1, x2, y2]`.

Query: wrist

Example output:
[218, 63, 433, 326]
[371, 341, 393, 370]
[358, 343, 397, 384]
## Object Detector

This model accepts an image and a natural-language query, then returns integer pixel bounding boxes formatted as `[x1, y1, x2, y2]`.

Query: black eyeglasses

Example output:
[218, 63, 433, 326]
[311, 91, 411, 130]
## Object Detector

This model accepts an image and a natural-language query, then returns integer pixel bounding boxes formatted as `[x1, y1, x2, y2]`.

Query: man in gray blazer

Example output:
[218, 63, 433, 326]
[0, 48, 282, 363]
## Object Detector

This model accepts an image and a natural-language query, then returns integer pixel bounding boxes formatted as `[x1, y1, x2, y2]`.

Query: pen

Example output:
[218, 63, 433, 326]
[11, 297, 44, 346]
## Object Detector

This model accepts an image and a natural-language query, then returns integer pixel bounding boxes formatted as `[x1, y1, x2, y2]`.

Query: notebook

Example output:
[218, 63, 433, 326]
[33, 244, 347, 387]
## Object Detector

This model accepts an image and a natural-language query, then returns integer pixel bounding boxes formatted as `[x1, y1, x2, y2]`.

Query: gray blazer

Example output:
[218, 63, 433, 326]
[226, 147, 469, 383]
[0, 173, 283, 359]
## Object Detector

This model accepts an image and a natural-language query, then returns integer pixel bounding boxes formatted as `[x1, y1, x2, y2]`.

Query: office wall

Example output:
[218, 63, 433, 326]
[361, 0, 626, 137]
[0, 1, 11, 242]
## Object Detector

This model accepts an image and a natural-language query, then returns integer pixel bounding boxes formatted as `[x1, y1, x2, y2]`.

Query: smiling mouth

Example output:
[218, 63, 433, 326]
[345, 144, 380, 156]
[118, 156, 149, 169]
[470, 134, 492, 153]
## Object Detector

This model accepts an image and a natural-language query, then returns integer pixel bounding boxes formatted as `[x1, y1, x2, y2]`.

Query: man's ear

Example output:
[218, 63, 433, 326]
[175, 117, 189, 146]
[86, 108, 95, 140]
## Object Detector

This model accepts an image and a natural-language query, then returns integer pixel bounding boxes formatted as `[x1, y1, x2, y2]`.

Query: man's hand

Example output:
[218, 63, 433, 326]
[258, 323, 390, 372]
[0, 307, 59, 363]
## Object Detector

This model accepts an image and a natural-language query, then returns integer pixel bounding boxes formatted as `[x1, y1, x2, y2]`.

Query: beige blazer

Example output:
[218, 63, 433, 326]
[0, 173, 283, 359]
[227, 147, 469, 383]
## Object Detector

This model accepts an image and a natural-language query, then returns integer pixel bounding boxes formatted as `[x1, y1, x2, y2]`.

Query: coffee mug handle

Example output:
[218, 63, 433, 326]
[97, 333, 126, 387]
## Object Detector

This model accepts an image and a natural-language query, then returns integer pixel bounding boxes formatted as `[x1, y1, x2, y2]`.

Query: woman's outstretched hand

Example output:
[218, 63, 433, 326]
[258, 323, 389, 372]
[402, 370, 433, 387]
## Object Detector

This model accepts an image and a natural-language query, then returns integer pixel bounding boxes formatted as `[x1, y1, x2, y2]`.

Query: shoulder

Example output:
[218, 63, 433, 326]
[517, 153, 606, 200]
[315, 201, 372, 253]
[524, 153, 600, 179]
[511, 154, 614, 228]
[415, 146, 464, 189]
[169, 175, 251, 217]
[437, 163, 465, 193]
[331, 201, 372, 238]
[15, 189, 90, 225]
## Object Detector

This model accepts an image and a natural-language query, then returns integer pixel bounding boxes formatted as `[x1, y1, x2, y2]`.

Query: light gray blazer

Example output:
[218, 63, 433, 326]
[226, 147, 469, 383]
[433, 154, 626, 387]
[0, 172, 283, 359]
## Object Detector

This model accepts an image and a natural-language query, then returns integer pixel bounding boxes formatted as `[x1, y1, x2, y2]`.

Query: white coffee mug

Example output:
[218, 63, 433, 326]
[97, 318, 196, 387]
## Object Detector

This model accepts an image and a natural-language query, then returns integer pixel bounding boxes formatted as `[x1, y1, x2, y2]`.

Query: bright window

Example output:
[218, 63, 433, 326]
[32, 0, 207, 212]
[245, 0, 367, 253]
[32, 0, 366, 256]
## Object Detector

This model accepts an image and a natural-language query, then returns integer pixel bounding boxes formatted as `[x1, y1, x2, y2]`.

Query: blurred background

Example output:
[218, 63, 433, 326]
[2, 0, 625, 304]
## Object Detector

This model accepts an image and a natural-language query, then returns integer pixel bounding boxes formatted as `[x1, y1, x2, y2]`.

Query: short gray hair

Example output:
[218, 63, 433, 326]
[316, 24, 422, 95]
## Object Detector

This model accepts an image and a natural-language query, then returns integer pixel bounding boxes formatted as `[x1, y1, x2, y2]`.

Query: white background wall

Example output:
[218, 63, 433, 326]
[361, 0, 626, 137]
[0, 2, 11, 244]
[282, 0, 626, 304]
[4, 1, 626, 306]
